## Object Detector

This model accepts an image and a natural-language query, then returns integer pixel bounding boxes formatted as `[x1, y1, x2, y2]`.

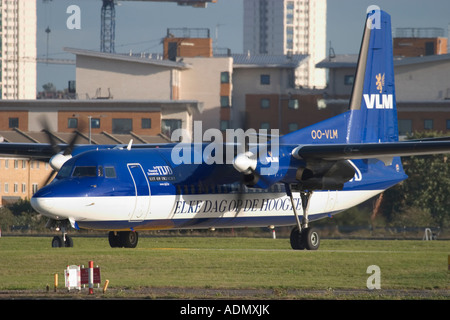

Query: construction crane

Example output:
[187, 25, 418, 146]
[101, 0, 217, 53]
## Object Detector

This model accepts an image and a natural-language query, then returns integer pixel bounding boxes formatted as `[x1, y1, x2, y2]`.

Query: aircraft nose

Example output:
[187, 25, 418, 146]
[31, 196, 59, 219]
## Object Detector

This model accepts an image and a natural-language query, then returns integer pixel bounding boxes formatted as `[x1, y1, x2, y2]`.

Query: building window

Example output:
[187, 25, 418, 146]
[398, 119, 412, 136]
[220, 120, 230, 131]
[32, 184, 39, 194]
[220, 96, 230, 107]
[142, 118, 152, 129]
[68, 118, 78, 129]
[260, 74, 271, 85]
[344, 75, 355, 86]
[90, 118, 100, 129]
[261, 122, 270, 130]
[288, 123, 298, 132]
[9, 117, 18, 128]
[221, 71, 230, 83]
[112, 119, 132, 134]
[424, 119, 433, 130]
[446, 119, 450, 130]
[260, 98, 270, 108]
[22, 183, 26, 193]
[288, 99, 299, 109]
[286, 1, 294, 24]
[162, 119, 182, 139]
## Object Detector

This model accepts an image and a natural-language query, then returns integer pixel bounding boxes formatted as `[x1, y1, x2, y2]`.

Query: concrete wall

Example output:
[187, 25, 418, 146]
[395, 59, 450, 101]
[76, 56, 174, 100]
[179, 56, 233, 130]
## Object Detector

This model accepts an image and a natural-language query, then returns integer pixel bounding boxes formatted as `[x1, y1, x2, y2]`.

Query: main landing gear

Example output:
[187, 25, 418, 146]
[108, 231, 139, 248]
[286, 185, 320, 250]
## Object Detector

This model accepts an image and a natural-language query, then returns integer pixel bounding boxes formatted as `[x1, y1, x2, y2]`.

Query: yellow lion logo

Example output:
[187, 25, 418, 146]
[375, 73, 385, 93]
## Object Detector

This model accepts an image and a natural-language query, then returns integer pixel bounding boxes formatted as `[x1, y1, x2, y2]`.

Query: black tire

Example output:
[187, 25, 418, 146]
[290, 226, 305, 250]
[108, 231, 121, 248]
[302, 227, 320, 250]
[119, 231, 139, 248]
[64, 235, 74, 247]
[51, 235, 64, 248]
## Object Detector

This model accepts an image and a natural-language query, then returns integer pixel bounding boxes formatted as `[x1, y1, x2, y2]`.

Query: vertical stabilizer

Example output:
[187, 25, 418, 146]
[347, 9, 398, 143]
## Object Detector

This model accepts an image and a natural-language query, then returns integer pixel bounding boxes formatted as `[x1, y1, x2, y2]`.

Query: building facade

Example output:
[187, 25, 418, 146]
[0, 0, 36, 99]
[243, 0, 327, 89]
[0, 157, 51, 205]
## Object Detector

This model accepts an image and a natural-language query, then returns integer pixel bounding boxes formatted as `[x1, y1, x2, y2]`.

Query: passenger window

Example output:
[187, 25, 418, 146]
[105, 167, 117, 178]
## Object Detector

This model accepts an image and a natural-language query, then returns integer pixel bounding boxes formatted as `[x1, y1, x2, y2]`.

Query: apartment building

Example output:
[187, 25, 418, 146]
[0, 0, 37, 99]
[243, 0, 327, 89]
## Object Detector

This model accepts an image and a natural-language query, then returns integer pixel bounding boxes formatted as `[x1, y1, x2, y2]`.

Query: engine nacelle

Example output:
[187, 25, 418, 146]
[49, 152, 72, 171]
[295, 160, 356, 190]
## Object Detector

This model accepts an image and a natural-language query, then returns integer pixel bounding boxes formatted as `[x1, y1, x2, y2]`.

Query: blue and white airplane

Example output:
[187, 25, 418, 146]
[4, 10, 450, 249]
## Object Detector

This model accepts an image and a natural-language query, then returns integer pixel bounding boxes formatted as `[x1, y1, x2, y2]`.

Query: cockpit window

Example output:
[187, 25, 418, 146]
[72, 166, 97, 177]
[57, 165, 73, 179]
[105, 167, 117, 178]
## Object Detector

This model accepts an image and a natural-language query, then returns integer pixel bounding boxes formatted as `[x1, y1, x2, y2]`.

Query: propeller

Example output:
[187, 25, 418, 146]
[231, 140, 276, 216]
[40, 119, 83, 185]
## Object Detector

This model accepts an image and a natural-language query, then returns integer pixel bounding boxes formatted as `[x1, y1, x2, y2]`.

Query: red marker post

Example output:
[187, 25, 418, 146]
[88, 261, 94, 295]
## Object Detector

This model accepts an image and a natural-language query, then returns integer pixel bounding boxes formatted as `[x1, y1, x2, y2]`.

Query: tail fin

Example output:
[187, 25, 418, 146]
[280, 9, 398, 146]
[347, 9, 398, 143]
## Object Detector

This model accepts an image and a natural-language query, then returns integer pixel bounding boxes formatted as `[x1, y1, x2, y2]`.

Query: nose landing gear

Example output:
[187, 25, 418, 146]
[47, 219, 74, 248]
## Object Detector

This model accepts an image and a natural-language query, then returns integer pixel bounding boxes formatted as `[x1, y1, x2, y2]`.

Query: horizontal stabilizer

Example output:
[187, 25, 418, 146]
[293, 140, 450, 165]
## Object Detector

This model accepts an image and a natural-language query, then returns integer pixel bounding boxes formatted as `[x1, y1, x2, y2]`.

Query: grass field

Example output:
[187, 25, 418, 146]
[0, 235, 448, 299]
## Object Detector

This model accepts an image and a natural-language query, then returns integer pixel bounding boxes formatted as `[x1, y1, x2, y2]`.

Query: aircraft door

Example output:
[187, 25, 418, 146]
[127, 163, 151, 221]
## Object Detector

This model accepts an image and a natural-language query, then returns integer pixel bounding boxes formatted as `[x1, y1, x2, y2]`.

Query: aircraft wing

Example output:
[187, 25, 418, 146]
[293, 140, 450, 163]
[0, 141, 178, 161]
[0, 143, 58, 160]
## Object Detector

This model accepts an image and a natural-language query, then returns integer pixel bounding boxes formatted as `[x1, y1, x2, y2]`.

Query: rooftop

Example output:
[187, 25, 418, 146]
[64, 47, 191, 70]
[316, 53, 450, 69]
[0, 128, 172, 146]
[225, 53, 308, 69]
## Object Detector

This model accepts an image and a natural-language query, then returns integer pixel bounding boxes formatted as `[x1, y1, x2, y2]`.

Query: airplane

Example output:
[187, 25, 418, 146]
[4, 9, 450, 250]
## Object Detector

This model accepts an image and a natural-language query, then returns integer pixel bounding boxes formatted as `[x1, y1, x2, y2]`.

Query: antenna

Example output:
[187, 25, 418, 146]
[127, 139, 133, 150]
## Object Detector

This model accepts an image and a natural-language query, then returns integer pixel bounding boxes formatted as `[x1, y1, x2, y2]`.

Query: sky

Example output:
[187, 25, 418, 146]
[37, 0, 450, 90]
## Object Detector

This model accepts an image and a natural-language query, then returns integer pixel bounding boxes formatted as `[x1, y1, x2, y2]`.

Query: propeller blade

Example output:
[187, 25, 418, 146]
[63, 130, 81, 155]
[43, 169, 57, 186]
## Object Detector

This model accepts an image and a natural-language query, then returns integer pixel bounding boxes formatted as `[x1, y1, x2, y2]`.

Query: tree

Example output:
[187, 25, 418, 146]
[382, 131, 450, 228]
[42, 82, 56, 93]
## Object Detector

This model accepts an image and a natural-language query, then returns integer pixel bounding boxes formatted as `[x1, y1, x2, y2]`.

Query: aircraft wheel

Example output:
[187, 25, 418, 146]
[302, 227, 320, 250]
[290, 226, 305, 250]
[119, 231, 139, 248]
[52, 235, 63, 247]
[108, 231, 121, 248]
[51, 235, 73, 247]
[64, 235, 74, 247]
